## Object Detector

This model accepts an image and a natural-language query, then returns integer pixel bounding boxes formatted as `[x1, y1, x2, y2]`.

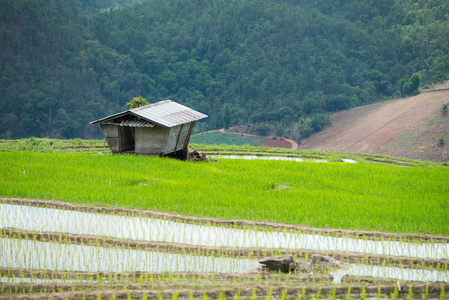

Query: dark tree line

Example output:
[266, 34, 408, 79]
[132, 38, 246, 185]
[1, 0, 449, 139]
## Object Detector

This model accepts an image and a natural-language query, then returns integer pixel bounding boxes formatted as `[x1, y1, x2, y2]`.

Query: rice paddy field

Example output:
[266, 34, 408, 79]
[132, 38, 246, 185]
[190, 131, 267, 146]
[1, 138, 448, 299]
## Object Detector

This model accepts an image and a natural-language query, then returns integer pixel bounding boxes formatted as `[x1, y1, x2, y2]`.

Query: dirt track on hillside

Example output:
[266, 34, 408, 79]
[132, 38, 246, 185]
[300, 89, 449, 162]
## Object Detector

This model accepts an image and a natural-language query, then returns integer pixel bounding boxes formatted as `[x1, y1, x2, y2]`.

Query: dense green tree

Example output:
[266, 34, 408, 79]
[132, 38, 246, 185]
[1, 0, 449, 139]
[409, 73, 422, 94]
[222, 104, 231, 130]
[401, 73, 422, 96]
[398, 78, 407, 97]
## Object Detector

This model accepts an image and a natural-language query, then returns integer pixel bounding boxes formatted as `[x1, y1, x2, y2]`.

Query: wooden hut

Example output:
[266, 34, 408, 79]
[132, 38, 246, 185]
[90, 100, 207, 157]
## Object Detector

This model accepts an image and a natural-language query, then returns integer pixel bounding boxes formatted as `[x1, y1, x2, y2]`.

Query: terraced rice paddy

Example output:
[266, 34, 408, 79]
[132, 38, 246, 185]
[1, 199, 448, 299]
[2, 203, 448, 259]
[0, 146, 448, 298]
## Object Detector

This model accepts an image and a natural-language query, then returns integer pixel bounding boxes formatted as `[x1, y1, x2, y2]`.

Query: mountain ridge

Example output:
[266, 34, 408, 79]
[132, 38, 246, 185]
[1, 0, 449, 140]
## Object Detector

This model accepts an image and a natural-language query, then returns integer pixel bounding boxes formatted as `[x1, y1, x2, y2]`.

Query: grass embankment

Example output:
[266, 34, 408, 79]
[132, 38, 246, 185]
[0, 137, 108, 153]
[190, 131, 267, 146]
[1, 151, 448, 236]
[1, 137, 444, 167]
[191, 144, 446, 167]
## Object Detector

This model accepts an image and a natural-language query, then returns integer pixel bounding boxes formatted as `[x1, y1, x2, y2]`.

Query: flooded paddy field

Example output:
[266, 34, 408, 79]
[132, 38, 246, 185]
[1, 199, 448, 299]
[2, 203, 448, 259]
[211, 155, 358, 164]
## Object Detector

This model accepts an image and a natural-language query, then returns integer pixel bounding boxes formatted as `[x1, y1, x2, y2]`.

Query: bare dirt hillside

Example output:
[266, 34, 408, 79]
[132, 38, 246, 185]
[300, 89, 449, 162]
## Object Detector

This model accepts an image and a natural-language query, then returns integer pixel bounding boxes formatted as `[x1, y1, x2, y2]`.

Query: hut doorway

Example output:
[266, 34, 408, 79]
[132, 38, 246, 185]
[118, 126, 135, 153]
[100, 124, 135, 153]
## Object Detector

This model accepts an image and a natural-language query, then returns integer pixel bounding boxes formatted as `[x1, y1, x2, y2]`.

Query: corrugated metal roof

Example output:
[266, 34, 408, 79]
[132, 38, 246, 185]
[120, 119, 155, 127]
[90, 100, 207, 128]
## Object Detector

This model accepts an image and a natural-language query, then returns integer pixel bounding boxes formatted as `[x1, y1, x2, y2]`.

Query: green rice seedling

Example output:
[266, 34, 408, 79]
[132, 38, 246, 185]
[234, 289, 241, 300]
[391, 286, 398, 299]
[280, 288, 288, 300]
[266, 288, 273, 300]
[421, 283, 430, 299]
[1, 152, 448, 235]
[345, 287, 351, 300]
[327, 287, 337, 300]
[407, 285, 414, 299]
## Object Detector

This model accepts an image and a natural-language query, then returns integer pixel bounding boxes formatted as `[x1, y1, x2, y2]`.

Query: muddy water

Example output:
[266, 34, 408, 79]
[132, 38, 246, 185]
[0, 238, 258, 274]
[1, 204, 447, 259]
[0, 277, 88, 284]
[2, 236, 449, 283]
[331, 265, 449, 283]
[212, 155, 322, 162]
[212, 155, 358, 163]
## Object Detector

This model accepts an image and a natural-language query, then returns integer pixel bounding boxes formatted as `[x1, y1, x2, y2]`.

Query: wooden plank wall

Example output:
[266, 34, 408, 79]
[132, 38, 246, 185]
[100, 124, 119, 153]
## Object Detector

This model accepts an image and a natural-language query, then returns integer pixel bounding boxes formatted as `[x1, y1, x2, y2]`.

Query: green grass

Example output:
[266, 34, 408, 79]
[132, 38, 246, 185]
[1, 138, 444, 167]
[0, 138, 108, 153]
[1, 151, 448, 235]
[190, 131, 267, 146]
[190, 143, 444, 167]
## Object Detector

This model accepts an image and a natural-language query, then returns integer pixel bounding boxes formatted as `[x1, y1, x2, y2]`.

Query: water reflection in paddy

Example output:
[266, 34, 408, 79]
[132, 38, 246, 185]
[0, 238, 258, 273]
[331, 264, 449, 283]
[212, 155, 358, 163]
[1, 204, 447, 259]
[2, 237, 448, 283]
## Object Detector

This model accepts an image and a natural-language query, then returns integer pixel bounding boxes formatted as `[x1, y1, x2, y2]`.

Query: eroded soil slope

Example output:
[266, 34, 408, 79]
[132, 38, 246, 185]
[300, 89, 449, 162]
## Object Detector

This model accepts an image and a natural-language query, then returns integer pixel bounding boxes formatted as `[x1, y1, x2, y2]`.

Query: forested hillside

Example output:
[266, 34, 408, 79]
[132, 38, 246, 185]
[1, 0, 449, 139]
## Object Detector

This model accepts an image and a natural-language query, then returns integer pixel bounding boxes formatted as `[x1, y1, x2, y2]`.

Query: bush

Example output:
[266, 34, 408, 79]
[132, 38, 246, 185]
[299, 124, 313, 138]
[438, 135, 444, 146]
[272, 136, 277, 139]
[253, 124, 270, 136]
[399, 73, 421, 96]
[276, 127, 285, 137]
[441, 103, 448, 115]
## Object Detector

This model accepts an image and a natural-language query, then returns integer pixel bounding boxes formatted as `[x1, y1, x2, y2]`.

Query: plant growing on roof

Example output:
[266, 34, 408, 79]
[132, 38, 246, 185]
[126, 96, 149, 109]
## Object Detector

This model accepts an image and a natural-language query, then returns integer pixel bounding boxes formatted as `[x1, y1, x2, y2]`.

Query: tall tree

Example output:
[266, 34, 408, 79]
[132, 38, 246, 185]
[222, 104, 231, 130]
